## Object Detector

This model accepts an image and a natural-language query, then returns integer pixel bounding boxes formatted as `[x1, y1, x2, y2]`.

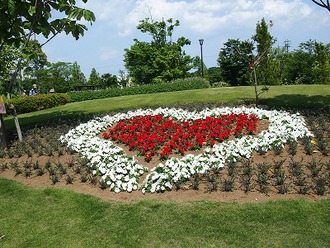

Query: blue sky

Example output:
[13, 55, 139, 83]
[38, 0, 330, 77]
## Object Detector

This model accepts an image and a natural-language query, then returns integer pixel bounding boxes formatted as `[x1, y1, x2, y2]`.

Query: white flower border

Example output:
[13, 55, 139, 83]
[59, 107, 313, 193]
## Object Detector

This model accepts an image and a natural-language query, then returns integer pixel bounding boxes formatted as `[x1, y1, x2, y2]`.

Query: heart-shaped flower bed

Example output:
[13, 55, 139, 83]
[59, 107, 313, 194]
[102, 114, 259, 162]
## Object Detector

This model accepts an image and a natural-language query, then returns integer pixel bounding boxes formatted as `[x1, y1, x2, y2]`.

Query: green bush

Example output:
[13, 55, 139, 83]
[68, 77, 210, 102]
[7, 93, 70, 114]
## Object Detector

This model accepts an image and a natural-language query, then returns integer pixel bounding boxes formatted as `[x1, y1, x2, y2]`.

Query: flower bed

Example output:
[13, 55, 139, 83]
[59, 107, 313, 193]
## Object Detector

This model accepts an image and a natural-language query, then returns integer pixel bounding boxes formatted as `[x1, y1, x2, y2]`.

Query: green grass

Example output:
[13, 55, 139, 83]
[4, 84, 330, 131]
[0, 178, 329, 248]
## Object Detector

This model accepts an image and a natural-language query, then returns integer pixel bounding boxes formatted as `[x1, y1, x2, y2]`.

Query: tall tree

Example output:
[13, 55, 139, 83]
[251, 18, 275, 85]
[0, 40, 48, 95]
[101, 73, 117, 88]
[217, 39, 254, 86]
[70, 61, 86, 87]
[124, 18, 193, 84]
[88, 68, 101, 86]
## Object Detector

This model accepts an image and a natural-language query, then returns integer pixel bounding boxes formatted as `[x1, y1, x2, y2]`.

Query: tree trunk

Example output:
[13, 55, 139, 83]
[253, 68, 259, 107]
[0, 115, 9, 149]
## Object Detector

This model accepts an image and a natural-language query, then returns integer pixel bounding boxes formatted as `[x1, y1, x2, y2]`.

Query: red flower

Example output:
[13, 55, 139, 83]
[102, 114, 259, 162]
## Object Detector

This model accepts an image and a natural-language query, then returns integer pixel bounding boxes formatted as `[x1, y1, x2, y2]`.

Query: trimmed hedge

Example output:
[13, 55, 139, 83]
[7, 93, 70, 114]
[68, 77, 210, 102]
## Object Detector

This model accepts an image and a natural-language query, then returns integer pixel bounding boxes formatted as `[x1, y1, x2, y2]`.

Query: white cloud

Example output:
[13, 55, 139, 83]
[99, 47, 120, 61]
[82, 0, 320, 36]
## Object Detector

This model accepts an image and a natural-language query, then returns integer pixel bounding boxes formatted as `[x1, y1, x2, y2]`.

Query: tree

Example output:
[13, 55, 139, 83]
[42, 62, 74, 93]
[0, 0, 95, 95]
[0, 0, 95, 148]
[207, 67, 223, 85]
[217, 39, 254, 86]
[251, 18, 275, 85]
[312, 42, 330, 84]
[88, 68, 101, 86]
[117, 69, 130, 88]
[124, 18, 193, 84]
[249, 18, 275, 106]
[0, 0, 95, 49]
[311, 0, 330, 12]
[190, 56, 208, 79]
[101, 73, 117, 88]
[284, 40, 330, 84]
[264, 47, 287, 85]
[0, 40, 48, 96]
[0, 44, 21, 95]
[71, 61, 86, 87]
[22, 61, 86, 93]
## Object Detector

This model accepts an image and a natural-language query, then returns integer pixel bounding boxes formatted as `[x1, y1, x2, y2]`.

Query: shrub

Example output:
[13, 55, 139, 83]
[68, 77, 210, 102]
[7, 93, 70, 114]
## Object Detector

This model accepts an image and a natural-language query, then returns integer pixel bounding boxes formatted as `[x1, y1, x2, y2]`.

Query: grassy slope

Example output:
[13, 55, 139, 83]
[4, 84, 330, 130]
[0, 178, 329, 248]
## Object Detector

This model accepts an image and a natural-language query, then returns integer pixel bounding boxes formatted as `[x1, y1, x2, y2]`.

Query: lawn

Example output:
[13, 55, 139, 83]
[0, 178, 329, 248]
[1, 84, 330, 247]
[4, 84, 330, 131]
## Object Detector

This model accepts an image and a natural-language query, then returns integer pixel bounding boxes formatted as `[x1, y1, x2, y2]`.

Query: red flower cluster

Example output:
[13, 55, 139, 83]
[103, 114, 259, 162]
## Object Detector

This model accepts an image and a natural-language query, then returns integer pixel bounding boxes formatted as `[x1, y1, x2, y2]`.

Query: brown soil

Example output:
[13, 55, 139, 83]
[1, 119, 329, 204]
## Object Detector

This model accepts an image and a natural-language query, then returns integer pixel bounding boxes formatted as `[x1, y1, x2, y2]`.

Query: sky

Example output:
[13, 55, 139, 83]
[38, 0, 330, 77]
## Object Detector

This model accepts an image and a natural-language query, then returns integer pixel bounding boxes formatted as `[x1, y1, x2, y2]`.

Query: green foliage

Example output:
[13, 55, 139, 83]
[190, 56, 209, 79]
[124, 18, 193, 84]
[216, 18, 329, 86]
[101, 73, 118, 88]
[68, 77, 210, 102]
[251, 18, 276, 86]
[0, 0, 95, 96]
[0, 40, 47, 95]
[312, 42, 330, 84]
[27, 61, 87, 94]
[7, 93, 70, 114]
[252, 18, 274, 56]
[217, 39, 254, 86]
[207, 67, 223, 85]
[283, 41, 330, 85]
[0, 0, 95, 49]
[88, 68, 102, 86]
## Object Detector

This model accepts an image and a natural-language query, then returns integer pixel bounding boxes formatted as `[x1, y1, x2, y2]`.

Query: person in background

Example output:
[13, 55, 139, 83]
[29, 84, 38, 96]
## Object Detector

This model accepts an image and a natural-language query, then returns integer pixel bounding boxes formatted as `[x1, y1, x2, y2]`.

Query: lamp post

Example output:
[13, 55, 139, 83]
[199, 39, 204, 77]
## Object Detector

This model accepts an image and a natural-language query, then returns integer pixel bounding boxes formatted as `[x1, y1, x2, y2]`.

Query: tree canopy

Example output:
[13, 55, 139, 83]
[0, 0, 95, 96]
[124, 18, 193, 84]
[217, 39, 254, 86]
[251, 18, 276, 85]
[0, 0, 95, 50]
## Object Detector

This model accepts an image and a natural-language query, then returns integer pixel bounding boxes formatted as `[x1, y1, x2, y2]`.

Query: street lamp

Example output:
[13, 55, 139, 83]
[199, 39, 204, 77]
